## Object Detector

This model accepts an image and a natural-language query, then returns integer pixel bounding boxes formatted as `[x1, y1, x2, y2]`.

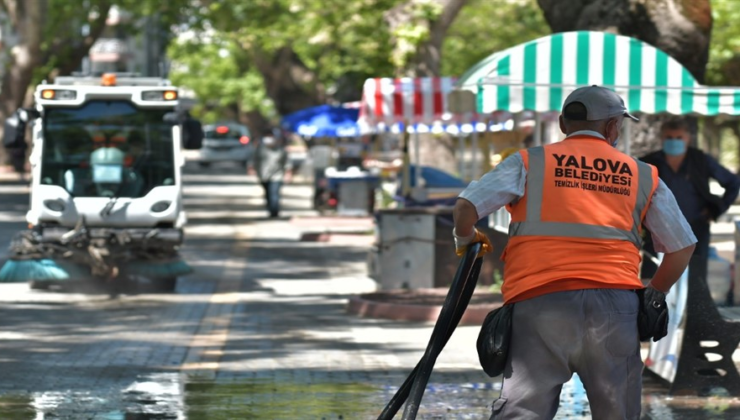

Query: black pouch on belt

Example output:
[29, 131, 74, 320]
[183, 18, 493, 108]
[636, 287, 669, 342]
[476, 303, 514, 377]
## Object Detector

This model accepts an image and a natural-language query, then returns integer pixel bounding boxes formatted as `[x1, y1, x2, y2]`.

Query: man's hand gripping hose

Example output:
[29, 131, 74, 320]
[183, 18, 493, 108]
[453, 228, 493, 258]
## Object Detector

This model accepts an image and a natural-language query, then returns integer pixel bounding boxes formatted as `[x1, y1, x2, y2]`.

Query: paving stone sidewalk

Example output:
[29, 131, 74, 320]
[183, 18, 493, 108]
[189, 212, 740, 420]
[190, 214, 501, 419]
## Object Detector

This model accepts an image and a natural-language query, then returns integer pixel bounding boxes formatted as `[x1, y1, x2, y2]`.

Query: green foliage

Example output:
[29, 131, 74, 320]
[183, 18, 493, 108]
[201, 0, 398, 83]
[168, 38, 275, 123]
[168, 0, 402, 120]
[388, 0, 444, 70]
[442, 0, 550, 77]
[34, 0, 110, 82]
[167, 0, 551, 120]
[391, 23, 430, 70]
[707, 0, 740, 85]
[32, 0, 194, 85]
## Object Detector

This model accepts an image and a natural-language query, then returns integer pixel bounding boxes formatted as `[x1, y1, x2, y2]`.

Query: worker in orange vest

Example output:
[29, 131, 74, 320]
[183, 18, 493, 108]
[453, 86, 696, 419]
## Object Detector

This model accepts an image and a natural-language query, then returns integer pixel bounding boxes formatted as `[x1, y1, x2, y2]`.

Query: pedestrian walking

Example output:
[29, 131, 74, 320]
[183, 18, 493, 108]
[453, 86, 697, 420]
[251, 128, 292, 218]
[640, 119, 740, 281]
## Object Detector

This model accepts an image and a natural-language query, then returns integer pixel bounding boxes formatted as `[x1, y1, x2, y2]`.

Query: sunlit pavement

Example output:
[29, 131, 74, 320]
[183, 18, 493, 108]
[0, 163, 739, 419]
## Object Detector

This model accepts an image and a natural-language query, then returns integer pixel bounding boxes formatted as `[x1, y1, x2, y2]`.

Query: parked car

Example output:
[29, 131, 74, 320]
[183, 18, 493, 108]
[199, 123, 252, 167]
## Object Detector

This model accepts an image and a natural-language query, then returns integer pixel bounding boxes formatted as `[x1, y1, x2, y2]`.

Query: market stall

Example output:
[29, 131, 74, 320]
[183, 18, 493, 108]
[360, 76, 456, 198]
[281, 104, 378, 215]
[457, 30, 740, 154]
[282, 103, 362, 138]
[359, 77, 509, 290]
[358, 76, 525, 199]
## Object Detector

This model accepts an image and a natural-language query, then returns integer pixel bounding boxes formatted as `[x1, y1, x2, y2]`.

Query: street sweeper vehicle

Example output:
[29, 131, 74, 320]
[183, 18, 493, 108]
[0, 73, 203, 292]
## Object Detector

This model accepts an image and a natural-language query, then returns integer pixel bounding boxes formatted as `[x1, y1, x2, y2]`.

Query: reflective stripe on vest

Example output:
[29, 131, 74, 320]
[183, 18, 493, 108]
[509, 146, 653, 247]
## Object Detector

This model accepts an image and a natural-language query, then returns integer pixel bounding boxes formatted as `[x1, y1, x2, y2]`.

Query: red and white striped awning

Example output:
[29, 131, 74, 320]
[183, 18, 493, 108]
[359, 77, 458, 125]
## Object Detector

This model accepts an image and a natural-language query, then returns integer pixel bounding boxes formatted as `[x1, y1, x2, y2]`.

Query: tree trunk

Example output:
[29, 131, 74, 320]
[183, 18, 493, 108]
[537, 0, 711, 81]
[0, 0, 45, 116]
[241, 109, 271, 138]
[414, 0, 469, 77]
[0, 1, 114, 169]
[384, 0, 469, 176]
[701, 118, 721, 158]
[47, 1, 113, 79]
[385, 0, 470, 77]
[0, 0, 46, 167]
[250, 46, 323, 117]
[537, 0, 713, 156]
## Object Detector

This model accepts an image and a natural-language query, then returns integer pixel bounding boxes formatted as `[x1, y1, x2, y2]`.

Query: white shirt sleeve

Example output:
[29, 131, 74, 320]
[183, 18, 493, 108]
[458, 153, 527, 219]
[643, 179, 698, 253]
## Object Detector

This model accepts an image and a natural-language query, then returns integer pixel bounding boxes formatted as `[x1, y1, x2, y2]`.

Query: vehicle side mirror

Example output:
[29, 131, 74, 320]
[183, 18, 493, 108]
[3, 108, 38, 149]
[3, 113, 25, 148]
[181, 117, 204, 150]
[163, 112, 180, 124]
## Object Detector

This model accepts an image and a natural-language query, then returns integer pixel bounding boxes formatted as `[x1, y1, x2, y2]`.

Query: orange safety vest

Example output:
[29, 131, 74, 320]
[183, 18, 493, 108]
[501, 135, 659, 304]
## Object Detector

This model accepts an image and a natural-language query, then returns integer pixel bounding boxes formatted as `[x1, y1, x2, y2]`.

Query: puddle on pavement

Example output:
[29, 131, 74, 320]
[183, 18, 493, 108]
[2, 373, 740, 419]
[184, 380, 379, 419]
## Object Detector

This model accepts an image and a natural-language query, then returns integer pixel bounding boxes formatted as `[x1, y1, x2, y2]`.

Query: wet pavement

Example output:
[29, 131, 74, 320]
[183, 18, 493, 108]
[1, 164, 740, 419]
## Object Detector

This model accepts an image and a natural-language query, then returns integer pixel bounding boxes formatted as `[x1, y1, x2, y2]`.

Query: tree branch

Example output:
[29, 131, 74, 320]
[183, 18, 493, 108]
[250, 45, 322, 115]
[21, 0, 44, 56]
[385, 0, 469, 76]
[437, 0, 468, 32]
[1, 0, 19, 30]
[50, 1, 113, 78]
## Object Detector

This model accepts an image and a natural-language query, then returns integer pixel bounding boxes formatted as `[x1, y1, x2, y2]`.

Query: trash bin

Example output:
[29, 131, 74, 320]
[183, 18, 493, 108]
[373, 207, 504, 290]
[326, 167, 379, 216]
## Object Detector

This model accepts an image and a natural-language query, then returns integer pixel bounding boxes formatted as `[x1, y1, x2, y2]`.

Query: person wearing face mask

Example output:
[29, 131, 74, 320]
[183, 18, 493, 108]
[453, 86, 696, 419]
[639, 120, 740, 281]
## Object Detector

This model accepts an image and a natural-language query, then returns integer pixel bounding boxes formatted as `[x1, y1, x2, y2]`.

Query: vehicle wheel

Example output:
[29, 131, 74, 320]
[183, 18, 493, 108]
[29, 280, 52, 290]
[153, 277, 178, 293]
[198, 162, 211, 168]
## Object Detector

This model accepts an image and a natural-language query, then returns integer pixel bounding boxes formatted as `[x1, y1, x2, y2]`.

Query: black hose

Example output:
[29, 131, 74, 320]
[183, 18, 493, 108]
[377, 243, 483, 420]
[378, 258, 482, 420]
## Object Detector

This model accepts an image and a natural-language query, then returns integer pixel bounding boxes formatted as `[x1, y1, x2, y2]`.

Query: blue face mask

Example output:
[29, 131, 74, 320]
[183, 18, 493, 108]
[663, 138, 686, 156]
[611, 137, 619, 148]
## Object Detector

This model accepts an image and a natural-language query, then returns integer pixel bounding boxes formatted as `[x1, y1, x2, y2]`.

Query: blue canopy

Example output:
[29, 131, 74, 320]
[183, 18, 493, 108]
[281, 105, 361, 138]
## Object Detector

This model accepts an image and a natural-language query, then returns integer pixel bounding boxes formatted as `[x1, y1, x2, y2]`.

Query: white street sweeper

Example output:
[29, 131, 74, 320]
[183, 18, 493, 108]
[0, 73, 203, 292]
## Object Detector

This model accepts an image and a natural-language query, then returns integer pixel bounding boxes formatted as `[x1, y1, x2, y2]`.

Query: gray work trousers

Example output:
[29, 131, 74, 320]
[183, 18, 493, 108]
[490, 289, 642, 420]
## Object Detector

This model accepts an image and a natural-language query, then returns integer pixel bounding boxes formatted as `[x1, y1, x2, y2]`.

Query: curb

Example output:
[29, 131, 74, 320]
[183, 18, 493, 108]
[299, 232, 375, 246]
[346, 294, 502, 325]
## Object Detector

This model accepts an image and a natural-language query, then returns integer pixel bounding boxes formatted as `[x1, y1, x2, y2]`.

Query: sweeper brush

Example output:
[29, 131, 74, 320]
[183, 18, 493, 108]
[0, 259, 89, 283]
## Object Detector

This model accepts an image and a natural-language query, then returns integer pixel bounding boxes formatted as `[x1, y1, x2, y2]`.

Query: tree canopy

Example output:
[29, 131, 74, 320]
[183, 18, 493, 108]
[167, 0, 402, 130]
[6, 0, 738, 134]
[167, 0, 550, 127]
[442, 0, 549, 77]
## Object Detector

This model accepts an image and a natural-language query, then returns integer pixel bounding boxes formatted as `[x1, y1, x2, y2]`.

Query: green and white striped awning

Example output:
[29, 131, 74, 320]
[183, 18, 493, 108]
[457, 31, 740, 116]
